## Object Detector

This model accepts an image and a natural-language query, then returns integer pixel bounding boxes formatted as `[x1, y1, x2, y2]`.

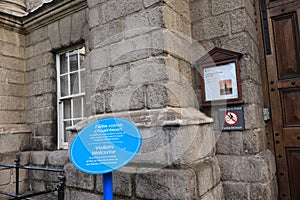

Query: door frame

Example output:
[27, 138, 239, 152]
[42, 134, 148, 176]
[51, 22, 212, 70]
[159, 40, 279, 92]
[257, 0, 300, 199]
[257, 0, 276, 155]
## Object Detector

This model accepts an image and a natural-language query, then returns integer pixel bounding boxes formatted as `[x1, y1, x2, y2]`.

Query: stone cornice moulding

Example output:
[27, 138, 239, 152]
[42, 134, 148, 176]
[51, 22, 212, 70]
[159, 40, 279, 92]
[21, 0, 87, 34]
[0, 0, 27, 17]
[0, 0, 87, 34]
[0, 13, 23, 33]
[67, 107, 214, 132]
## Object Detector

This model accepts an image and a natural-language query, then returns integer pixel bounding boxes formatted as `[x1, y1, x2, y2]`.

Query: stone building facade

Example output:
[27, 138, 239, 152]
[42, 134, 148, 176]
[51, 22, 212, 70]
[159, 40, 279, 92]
[0, 0, 282, 199]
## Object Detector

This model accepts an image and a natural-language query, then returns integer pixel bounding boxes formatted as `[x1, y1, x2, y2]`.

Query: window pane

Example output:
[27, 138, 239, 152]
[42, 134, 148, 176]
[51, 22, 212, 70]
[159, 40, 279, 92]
[80, 70, 86, 93]
[70, 53, 78, 72]
[73, 97, 82, 118]
[60, 54, 68, 74]
[57, 46, 86, 149]
[79, 47, 85, 69]
[73, 120, 81, 126]
[70, 73, 79, 94]
[63, 99, 71, 119]
[60, 75, 68, 97]
[63, 121, 72, 143]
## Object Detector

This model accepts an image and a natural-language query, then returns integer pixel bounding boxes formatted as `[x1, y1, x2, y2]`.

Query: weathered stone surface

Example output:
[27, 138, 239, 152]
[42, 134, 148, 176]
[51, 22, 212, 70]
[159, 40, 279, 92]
[0, 28, 23, 46]
[216, 131, 243, 155]
[30, 151, 48, 165]
[250, 178, 278, 200]
[47, 21, 60, 49]
[146, 83, 168, 109]
[164, 0, 190, 21]
[33, 40, 52, 56]
[0, 170, 11, 185]
[29, 169, 47, 181]
[33, 93, 55, 108]
[87, 0, 108, 8]
[166, 81, 198, 107]
[240, 56, 262, 84]
[190, 0, 211, 23]
[131, 126, 169, 166]
[192, 14, 230, 41]
[211, 0, 244, 15]
[129, 57, 168, 85]
[151, 29, 207, 63]
[241, 80, 263, 104]
[0, 96, 24, 110]
[70, 107, 213, 132]
[220, 32, 256, 56]
[108, 86, 145, 112]
[230, 8, 257, 42]
[88, 46, 111, 70]
[88, 19, 123, 49]
[59, 16, 71, 46]
[28, 26, 48, 45]
[143, 0, 160, 8]
[48, 150, 69, 167]
[243, 104, 265, 130]
[71, 9, 87, 43]
[124, 6, 163, 37]
[111, 34, 152, 65]
[65, 189, 100, 200]
[0, 41, 24, 59]
[0, 132, 30, 153]
[135, 168, 197, 199]
[243, 129, 266, 154]
[88, 5, 101, 28]
[223, 181, 249, 200]
[169, 125, 215, 164]
[91, 93, 105, 114]
[102, 0, 143, 23]
[0, 111, 25, 124]
[163, 5, 191, 36]
[195, 157, 221, 196]
[7, 70, 24, 84]
[96, 167, 135, 197]
[218, 150, 276, 183]
[64, 162, 94, 190]
[93, 65, 130, 91]
[201, 183, 224, 200]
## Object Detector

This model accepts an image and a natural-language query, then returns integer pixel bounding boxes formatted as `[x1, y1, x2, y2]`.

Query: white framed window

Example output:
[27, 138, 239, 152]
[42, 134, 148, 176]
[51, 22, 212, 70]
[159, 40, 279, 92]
[56, 46, 86, 149]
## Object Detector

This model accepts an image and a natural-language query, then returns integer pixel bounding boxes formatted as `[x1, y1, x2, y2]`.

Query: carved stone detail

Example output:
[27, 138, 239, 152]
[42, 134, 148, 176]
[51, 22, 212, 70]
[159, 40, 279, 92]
[0, 0, 27, 17]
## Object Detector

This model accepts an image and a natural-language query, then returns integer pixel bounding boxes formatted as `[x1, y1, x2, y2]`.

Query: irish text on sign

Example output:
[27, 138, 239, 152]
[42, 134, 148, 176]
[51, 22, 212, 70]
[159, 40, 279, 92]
[70, 118, 142, 174]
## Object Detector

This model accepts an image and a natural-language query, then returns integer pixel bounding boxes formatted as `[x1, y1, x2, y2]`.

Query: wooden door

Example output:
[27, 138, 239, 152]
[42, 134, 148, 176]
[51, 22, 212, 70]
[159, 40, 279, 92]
[264, 0, 300, 199]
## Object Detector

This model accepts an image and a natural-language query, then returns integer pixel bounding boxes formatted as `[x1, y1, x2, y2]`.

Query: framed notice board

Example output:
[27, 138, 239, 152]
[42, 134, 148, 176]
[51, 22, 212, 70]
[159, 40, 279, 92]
[198, 47, 243, 105]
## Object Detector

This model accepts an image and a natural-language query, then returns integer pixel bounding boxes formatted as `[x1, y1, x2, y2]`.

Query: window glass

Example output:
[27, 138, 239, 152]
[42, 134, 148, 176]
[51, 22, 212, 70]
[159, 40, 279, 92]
[57, 46, 85, 149]
[60, 75, 68, 97]
[73, 97, 82, 118]
[60, 54, 68, 74]
[63, 99, 71, 119]
[70, 73, 79, 94]
[70, 53, 78, 72]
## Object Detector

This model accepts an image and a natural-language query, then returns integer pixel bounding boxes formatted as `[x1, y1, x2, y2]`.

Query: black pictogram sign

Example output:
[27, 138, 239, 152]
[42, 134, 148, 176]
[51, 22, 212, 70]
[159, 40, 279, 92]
[219, 106, 244, 131]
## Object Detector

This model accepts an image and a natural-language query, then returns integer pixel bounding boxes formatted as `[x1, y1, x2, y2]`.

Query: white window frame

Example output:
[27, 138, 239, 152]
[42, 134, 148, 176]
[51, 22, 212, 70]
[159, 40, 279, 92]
[56, 46, 86, 149]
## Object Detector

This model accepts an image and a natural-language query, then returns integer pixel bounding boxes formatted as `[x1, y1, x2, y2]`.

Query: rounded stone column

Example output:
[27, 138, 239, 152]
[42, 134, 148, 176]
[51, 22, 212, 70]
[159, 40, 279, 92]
[0, 0, 27, 17]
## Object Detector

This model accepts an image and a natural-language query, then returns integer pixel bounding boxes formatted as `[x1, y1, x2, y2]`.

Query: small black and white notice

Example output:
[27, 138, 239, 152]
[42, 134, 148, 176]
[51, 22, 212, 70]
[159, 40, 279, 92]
[219, 106, 244, 131]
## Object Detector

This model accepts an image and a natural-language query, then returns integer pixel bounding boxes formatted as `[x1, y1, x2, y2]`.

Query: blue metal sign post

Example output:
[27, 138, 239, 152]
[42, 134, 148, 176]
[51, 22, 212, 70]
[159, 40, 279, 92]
[103, 172, 113, 200]
[70, 118, 142, 200]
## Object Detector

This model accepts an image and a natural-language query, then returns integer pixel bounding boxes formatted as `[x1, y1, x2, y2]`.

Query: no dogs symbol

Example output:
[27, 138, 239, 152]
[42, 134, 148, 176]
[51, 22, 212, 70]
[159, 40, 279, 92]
[224, 112, 238, 126]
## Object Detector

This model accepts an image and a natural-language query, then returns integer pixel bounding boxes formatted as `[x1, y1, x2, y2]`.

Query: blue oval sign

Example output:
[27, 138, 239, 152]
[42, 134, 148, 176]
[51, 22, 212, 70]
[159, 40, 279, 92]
[70, 118, 142, 174]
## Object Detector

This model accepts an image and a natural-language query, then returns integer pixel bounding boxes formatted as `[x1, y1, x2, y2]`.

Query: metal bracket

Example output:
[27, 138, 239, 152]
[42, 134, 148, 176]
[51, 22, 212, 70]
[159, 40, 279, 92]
[263, 108, 270, 121]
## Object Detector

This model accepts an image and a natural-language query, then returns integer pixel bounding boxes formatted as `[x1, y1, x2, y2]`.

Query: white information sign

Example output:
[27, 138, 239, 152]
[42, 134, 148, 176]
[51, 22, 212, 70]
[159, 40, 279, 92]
[203, 62, 239, 101]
